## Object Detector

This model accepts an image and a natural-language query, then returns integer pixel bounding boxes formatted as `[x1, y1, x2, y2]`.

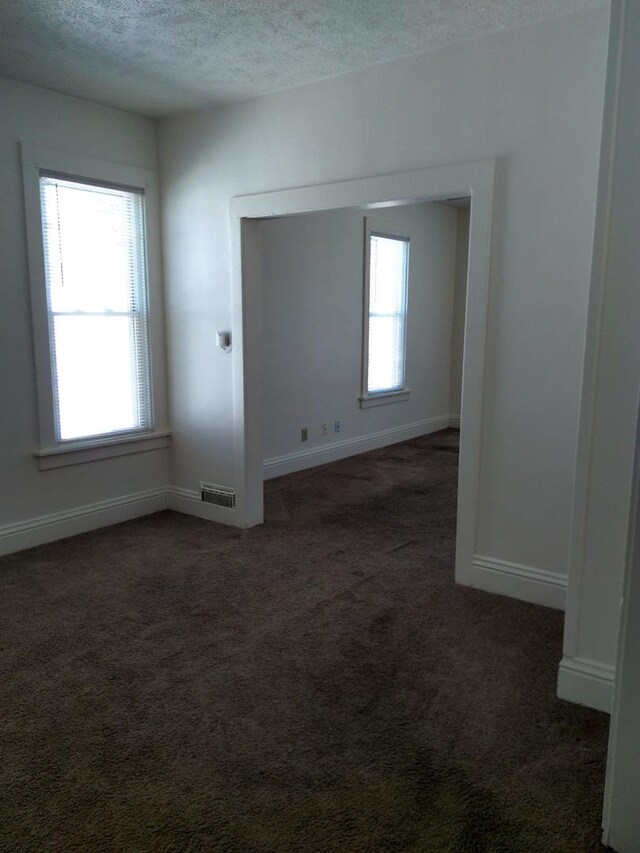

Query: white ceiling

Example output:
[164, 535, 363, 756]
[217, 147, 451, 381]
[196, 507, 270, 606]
[0, 0, 606, 118]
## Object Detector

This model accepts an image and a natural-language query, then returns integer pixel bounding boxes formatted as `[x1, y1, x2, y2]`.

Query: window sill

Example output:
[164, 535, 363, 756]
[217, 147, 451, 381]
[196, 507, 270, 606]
[359, 390, 411, 409]
[34, 430, 172, 471]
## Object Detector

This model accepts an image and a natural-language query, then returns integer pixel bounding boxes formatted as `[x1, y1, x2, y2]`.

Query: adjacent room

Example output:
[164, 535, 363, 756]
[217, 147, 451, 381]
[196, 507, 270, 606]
[260, 201, 468, 479]
[1, 1, 639, 850]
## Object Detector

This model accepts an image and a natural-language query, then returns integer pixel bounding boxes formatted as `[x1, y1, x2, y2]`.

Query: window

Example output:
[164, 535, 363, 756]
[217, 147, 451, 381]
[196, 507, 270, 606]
[22, 145, 170, 469]
[40, 175, 151, 442]
[361, 223, 410, 406]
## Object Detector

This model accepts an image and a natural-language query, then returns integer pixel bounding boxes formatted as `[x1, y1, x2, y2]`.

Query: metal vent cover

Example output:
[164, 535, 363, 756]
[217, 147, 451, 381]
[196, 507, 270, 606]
[200, 482, 236, 509]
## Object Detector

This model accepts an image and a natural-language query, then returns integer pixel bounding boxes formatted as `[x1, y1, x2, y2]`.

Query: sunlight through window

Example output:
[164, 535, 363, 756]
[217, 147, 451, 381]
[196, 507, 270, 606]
[39, 175, 151, 441]
[366, 233, 409, 395]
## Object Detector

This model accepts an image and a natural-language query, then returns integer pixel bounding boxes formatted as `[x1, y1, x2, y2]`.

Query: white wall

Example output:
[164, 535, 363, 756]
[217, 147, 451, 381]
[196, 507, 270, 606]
[0, 77, 170, 546]
[260, 203, 457, 466]
[601, 2, 640, 839]
[159, 9, 609, 589]
[603, 405, 640, 851]
[449, 206, 470, 422]
[560, 0, 639, 716]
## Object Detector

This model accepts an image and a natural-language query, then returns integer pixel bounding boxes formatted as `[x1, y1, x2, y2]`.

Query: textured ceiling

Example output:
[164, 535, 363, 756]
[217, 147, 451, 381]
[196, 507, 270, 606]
[0, 0, 606, 117]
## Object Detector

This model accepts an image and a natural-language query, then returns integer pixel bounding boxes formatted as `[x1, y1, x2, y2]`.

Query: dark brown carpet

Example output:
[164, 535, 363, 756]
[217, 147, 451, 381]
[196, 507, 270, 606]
[0, 431, 609, 852]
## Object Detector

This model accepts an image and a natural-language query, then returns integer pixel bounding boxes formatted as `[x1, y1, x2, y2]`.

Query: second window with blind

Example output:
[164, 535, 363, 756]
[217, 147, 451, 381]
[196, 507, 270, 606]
[361, 220, 410, 408]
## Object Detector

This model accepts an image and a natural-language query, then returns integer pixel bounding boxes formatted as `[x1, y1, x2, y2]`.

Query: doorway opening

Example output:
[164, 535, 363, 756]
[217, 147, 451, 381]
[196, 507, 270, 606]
[230, 161, 494, 587]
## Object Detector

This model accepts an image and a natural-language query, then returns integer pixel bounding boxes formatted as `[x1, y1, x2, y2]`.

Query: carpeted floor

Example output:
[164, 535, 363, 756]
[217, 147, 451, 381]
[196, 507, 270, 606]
[0, 430, 610, 852]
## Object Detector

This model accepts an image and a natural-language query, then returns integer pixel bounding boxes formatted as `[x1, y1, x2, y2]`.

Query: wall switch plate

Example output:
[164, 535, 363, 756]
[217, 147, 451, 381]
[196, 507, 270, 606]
[301, 427, 308, 442]
[322, 423, 328, 436]
[334, 420, 341, 433]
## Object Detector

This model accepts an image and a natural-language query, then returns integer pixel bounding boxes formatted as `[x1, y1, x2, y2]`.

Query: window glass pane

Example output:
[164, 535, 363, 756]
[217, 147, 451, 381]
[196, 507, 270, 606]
[52, 315, 142, 440]
[367, 234, 408, 394]
[368, 316, 404, 393]
[39, 174, 151, 443]
[41, 178, 143, 315]
[369, 235, 407, 316]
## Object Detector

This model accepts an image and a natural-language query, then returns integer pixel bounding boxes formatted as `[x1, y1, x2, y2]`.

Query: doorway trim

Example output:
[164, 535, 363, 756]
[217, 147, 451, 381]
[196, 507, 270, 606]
[230, 159, 495, 587]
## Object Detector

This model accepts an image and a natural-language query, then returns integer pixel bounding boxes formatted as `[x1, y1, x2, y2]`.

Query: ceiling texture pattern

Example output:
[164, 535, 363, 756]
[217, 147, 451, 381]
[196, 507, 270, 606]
[0, 0, 605, 117]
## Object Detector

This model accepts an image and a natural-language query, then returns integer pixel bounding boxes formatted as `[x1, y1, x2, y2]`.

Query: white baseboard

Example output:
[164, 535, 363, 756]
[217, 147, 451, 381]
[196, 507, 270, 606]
[557, 655, 615, 713]
[168, 487, 243, 527]
[263, 415, 451, 480]
[0, 487, 170, 556]
[449, 414, 461, 428]
[0, 417, 453, 554]
[0, 484, 247, 556]
[471, 555, 567, 611]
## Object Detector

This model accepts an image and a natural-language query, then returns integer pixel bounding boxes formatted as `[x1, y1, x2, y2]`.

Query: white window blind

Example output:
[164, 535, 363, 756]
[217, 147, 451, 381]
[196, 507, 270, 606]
[366, 233, 409, 394]
[39, 174, 152, 442]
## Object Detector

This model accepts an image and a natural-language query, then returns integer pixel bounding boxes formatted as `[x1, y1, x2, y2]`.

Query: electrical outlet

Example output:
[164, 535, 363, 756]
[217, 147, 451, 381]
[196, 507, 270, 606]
[334, 420, 341, 433]
[301, 427, 308, 442]
[322, 423, 328, 436]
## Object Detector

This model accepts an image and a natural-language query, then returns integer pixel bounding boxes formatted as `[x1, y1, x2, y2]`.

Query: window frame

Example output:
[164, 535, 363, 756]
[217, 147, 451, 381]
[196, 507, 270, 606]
[360, 218, 411, 408]
[21, 144, 170, 469]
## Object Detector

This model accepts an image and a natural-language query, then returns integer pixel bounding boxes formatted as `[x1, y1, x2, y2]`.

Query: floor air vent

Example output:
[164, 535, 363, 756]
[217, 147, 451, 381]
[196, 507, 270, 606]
[200, 483, 236, 509]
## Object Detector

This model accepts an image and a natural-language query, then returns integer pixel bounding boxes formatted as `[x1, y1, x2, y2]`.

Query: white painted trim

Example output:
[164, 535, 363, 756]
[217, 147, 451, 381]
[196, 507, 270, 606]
[230, 159, 496, 584]
[35, 431, 171, 470]
[471, 555, 567, 611]
[167, 487, 244, 527]
[0, 481, 254, 555]
[557, 655, 615, 714]
[230, 218, 263, 529]
[359, 390, 411, 409]
[20, 143, 171, 461]
[603, 376, 640, 844]
[449, 415, 461, 428]
[230, 161, 494, 220]
[0, 488, 169, 556]
[263, 415, 449, 480]
[562, 2, 625, 664]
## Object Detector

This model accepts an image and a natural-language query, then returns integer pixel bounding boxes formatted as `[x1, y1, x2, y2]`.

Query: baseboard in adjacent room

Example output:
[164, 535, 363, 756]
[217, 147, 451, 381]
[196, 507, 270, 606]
[0, 487, 170, 557]
[449, 414, 461, 428]
[471, 555, 567, 611]
[263, 415, 451, 480]
[557, 655, 614, 713]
